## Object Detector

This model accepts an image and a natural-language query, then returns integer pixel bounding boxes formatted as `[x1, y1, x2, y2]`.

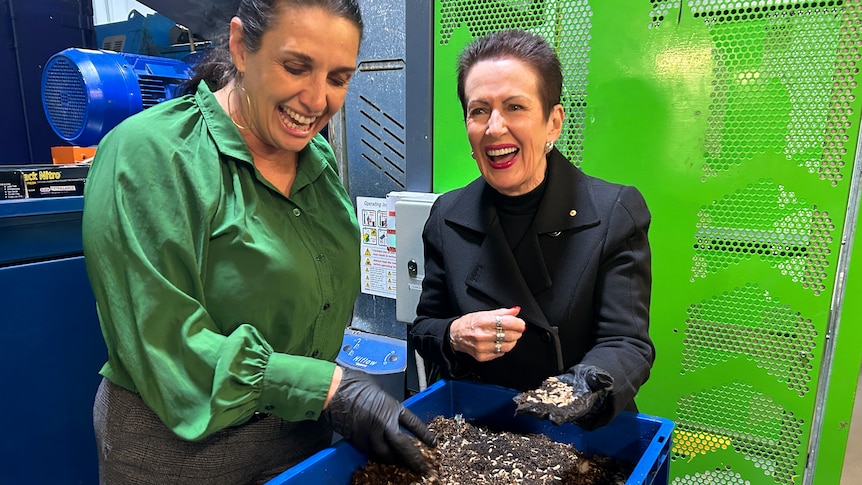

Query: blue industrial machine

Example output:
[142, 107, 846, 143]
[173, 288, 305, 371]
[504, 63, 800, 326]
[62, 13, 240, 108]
[95, 10, 205, 60]
[41, 48, 193, 147]
[38, 1, 241, 148]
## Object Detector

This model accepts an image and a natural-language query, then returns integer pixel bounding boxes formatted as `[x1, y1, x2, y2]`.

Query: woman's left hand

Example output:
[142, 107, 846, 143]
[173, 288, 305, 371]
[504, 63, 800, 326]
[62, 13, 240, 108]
[448, 306, 526, 361]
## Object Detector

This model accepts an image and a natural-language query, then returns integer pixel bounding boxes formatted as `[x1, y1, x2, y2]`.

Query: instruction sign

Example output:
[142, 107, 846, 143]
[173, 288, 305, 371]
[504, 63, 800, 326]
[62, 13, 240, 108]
[357, 196, 396, 298]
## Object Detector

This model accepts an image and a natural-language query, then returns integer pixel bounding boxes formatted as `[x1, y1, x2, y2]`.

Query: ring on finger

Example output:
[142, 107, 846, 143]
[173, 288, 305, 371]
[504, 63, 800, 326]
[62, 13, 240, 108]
[494, 342, 502, 353]
[495, 315, 503, 331]
[495, 329, 505, 342]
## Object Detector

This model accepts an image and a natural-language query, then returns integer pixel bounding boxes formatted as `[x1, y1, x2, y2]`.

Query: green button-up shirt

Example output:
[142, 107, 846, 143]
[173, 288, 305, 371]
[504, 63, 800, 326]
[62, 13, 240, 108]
[83, 82, 360, 440]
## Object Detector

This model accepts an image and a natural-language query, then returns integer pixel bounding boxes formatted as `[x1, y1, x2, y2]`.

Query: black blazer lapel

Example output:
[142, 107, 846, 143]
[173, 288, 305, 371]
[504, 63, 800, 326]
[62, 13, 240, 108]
[444, 181, 554, 333]
[535, 148, 601, 236]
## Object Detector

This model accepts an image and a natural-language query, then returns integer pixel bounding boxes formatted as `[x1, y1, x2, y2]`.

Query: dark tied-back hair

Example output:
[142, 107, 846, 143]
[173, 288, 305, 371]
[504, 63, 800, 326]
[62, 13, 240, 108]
[456, 29, 562, 119]
[182, 0, 363, 94]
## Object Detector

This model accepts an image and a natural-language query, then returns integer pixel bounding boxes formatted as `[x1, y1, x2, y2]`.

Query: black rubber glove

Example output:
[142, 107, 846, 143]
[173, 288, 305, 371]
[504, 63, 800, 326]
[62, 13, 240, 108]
[513, 364, 614, 426]
[323, 367, 437, 473]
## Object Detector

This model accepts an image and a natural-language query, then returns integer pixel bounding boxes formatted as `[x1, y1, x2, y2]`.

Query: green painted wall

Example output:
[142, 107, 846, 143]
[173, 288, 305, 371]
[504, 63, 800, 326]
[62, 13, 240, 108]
[430, 1, 862, 483]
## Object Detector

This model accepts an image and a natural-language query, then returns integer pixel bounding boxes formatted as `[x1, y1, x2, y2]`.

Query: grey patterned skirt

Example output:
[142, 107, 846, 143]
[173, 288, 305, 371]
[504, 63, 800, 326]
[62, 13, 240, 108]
[93, 377, 333, 485]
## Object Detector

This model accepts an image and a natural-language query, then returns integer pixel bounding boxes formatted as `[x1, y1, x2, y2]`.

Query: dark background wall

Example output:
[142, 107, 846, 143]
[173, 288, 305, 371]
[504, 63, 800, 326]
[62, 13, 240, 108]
[0, 0, 95, 165]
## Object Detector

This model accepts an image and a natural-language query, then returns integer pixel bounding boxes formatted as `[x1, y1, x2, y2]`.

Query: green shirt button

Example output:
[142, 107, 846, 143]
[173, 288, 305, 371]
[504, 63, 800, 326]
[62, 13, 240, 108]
[264, 405, 274, 411]
[316, 254, 325, 261]
[305, 411, 315, 418]
[293, 208, 301, 216]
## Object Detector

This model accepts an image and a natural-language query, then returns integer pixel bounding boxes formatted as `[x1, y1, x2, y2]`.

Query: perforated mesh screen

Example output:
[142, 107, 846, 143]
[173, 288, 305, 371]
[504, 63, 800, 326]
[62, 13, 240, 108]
[686, 0, 855, 185]
[692, 179, 834, 295]
[683, 283, 817, 396]
[674, 382, 803, 482]
[439, 1, 547, 44]
[650, 1, 683, 28]
[671, 468, 756, 485]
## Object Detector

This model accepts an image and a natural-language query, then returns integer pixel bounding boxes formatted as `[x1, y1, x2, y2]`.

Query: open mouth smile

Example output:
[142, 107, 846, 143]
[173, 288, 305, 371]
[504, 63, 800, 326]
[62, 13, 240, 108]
[278, 105, 318, 133]
[486, 146, 519, 169]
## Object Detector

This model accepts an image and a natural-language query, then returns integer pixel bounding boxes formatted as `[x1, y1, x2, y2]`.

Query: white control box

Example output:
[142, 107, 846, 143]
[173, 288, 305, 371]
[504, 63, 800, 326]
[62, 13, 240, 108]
[388, 191, 439, 323]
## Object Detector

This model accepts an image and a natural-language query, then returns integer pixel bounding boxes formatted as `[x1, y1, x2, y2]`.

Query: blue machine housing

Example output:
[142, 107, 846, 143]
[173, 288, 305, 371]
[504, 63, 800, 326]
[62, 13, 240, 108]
[41, 48, 192, 147]
[94, 10, 205, 60]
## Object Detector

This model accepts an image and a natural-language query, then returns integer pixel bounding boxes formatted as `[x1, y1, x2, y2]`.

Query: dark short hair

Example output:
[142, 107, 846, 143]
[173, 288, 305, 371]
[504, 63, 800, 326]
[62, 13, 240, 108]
[456, 29, 562, 119]
[184, 0, 363, 93]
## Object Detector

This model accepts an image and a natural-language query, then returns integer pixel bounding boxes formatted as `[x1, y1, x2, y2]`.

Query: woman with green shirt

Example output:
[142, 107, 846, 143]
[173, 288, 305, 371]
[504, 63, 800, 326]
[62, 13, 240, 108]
[82, 1, 435, 483]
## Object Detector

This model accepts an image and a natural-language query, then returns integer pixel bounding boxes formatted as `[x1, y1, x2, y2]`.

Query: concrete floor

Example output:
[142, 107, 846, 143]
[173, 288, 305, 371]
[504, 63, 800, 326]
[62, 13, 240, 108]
[841, 372, 862, 484]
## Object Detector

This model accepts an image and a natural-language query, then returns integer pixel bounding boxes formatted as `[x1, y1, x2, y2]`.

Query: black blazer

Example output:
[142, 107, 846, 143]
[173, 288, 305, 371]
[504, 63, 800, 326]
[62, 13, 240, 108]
[411, 149, 654, 426]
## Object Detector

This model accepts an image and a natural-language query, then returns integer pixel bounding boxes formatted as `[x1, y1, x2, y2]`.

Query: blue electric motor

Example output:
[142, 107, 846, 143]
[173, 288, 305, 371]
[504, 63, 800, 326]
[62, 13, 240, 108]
[41, 48, 193, 147]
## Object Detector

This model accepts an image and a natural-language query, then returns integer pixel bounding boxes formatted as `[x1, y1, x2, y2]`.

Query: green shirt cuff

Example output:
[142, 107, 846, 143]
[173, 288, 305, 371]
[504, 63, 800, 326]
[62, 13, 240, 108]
[259, 352, 336, 421]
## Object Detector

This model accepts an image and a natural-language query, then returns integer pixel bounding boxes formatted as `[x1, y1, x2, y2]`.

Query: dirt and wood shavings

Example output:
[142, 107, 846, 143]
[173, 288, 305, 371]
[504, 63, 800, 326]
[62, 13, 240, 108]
[350, 415, 633, 485]
[512, 377, 589, 425]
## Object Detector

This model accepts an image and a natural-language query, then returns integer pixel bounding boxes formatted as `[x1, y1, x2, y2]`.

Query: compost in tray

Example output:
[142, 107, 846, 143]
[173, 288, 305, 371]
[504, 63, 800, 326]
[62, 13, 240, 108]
[350, 415, 634, 485]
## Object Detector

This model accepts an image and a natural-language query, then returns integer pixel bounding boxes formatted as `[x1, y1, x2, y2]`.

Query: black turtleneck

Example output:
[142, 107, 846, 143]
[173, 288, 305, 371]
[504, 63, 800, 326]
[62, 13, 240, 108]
[493, 176, 547, 249]
[492, 175, 549, 294]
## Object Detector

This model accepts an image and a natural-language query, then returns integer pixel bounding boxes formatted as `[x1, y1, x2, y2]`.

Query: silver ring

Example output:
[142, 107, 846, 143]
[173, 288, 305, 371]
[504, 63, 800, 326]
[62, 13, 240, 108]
[494, 342, 502, 353]
[495, 329, 505, 342]
[495, 315, 503, 330]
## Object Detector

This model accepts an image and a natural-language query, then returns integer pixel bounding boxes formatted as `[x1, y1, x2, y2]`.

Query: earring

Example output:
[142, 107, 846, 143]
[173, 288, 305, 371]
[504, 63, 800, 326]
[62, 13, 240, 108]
[228, 72, 250, 130]
[544, 141, 554, 154]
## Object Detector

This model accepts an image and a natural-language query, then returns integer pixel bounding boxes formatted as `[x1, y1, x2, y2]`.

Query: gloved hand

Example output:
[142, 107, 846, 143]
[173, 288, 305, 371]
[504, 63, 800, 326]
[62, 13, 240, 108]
[323, 367, 437, 474]
[513, 364, 614, 426]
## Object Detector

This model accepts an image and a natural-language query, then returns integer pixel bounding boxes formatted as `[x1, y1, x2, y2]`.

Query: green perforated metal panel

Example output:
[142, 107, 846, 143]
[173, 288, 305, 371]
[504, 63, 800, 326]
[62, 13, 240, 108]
[431, 1, 862, 484]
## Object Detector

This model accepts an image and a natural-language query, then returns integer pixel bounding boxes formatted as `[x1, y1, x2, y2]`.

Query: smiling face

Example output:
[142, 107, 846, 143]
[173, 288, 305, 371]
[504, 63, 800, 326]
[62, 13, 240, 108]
[464, 57, 563, 196]
[229, 6, 360, 157]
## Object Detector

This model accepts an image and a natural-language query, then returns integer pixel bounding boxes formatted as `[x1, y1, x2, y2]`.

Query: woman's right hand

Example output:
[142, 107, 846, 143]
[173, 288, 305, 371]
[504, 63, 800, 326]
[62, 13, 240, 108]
[448, 307, 526, 361]
[323, 367, 436, 474]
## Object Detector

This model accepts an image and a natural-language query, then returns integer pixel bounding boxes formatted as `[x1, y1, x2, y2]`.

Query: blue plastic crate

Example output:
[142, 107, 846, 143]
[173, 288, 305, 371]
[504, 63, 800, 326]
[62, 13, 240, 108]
[267, 379, 674, 485]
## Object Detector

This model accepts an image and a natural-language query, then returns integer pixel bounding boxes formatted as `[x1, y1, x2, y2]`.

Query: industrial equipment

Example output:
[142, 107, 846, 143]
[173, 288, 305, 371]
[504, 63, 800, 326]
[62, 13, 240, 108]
[95, 10, 207, 60]
[40, 48, 192, 147]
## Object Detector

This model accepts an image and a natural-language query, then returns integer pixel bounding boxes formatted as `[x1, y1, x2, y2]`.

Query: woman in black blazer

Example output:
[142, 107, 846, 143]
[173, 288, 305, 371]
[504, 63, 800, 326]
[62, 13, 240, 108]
[411, 29, 655, 430]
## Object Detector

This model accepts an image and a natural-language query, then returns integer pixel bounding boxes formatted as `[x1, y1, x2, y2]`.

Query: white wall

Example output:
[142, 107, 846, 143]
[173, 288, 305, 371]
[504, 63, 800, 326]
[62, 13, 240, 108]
[92, 0, 155, 25]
